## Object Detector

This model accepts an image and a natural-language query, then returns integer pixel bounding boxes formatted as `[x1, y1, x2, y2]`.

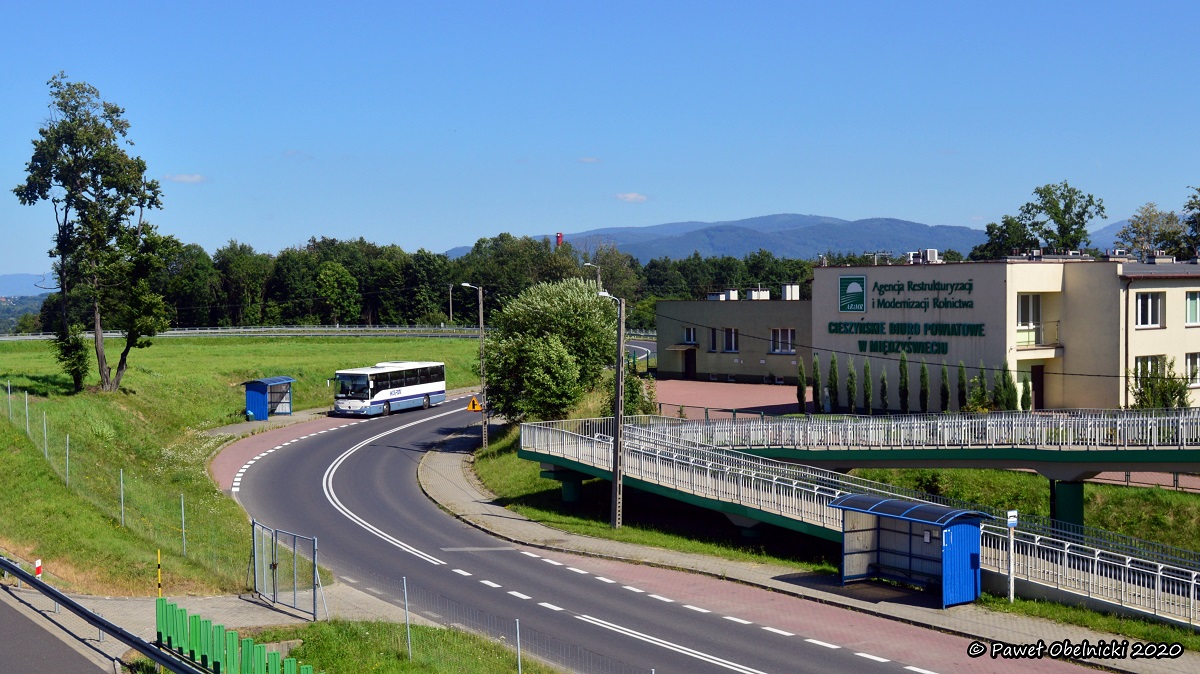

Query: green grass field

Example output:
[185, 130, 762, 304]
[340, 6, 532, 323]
[0, 337, 477, 595]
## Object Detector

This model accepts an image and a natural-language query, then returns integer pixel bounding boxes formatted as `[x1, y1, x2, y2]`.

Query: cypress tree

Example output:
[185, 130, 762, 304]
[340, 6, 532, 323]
[940, 362, 950, 412]
[797, 359, 807, 415]
[828, 353, 841, 413]
[919, 360, 930, 414]
[812, 354, 822, 414]
[1021, 372, 1032, 411]
[879, 369, 889, 414]
[846, 356, 857, 415]
[957, 361, 968, 411]
[898, 352, 910, 414]
[863, 359, 873, 415]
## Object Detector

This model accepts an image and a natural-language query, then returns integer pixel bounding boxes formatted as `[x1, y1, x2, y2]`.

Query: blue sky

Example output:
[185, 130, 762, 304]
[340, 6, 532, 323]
[3, 2, 1198, 273]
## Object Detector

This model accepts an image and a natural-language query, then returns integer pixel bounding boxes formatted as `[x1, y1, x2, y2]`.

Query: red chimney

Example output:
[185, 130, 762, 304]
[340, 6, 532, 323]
[556, 232, 563, 248]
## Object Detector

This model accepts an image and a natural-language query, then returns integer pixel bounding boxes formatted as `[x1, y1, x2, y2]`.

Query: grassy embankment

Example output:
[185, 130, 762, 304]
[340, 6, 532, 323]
[0, 337, 477, 596]
[473, 387, 1200, 648]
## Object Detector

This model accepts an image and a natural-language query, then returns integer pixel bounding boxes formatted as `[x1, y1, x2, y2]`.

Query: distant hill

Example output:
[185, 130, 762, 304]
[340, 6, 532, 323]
[445, 213, 988, 262]
[0, 273, 53, 297]
[1087, 220, 1128, 251]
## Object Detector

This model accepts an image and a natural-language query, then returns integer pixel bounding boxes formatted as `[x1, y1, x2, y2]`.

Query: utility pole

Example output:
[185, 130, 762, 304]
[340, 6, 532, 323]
[600, 291, 625, 528]
[461, 283, 487, 449]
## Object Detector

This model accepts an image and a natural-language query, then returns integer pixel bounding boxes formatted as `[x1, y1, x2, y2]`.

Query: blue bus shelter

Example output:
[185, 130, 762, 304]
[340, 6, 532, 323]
[829, 494, 991, 608]
[242, 376, 296, 421]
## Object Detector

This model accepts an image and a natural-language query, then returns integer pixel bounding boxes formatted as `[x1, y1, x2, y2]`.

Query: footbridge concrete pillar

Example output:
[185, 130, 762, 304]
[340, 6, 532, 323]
[1048, 480, 1085, 529]
[539, 464, 587, 504]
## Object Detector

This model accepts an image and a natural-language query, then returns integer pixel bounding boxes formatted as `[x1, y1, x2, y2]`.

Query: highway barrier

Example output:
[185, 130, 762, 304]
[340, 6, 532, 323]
[155, 598, 320, 674]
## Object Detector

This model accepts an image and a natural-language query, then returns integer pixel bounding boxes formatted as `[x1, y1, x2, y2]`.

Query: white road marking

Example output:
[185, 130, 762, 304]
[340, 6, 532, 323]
[452, 569, 472, 576]
[904, 668, 940, 674]
[366, 588, 382, 595]
[508, 591, 531, 600]
[322, 409, 464, 566]
[231, 487, 239, 493]
[538, 602, 564, 611]
[683, 605, 710, 613]
[805, 639, 840, 649]
[648, 594, 674, 602]
[723, 616, 752, 625]
[594, 577, 616, 583]
[542, 559, 563, 566]
[622, 586, 645, 593]
[576, 615, 768, 674]
[856, 653, 890, 663]
[520, 551, 541, 558]
[762, 627, 793, 636]
[480, 581, 501, 588]
[566, 567, 588, 574]
[342, 577, 358, 584]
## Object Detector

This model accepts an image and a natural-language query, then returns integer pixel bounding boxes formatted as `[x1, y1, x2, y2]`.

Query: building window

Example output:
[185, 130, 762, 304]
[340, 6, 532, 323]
[1187, 353, 1200, 388]
[723, 328, 739, 352]
[1017, 294, 1043, 345]
[683, 327, 696, 344]
[709, 328, 718, 352]
[1136, 292, 1163, 328]
[1134, 355, 1164, 384]
[1187, 291, 1199, 326]
[770, 328, 796, 354]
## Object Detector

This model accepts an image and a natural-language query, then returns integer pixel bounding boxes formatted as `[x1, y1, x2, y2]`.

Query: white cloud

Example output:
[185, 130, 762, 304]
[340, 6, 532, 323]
[615, 192, 647, 203]
[163, 173, 207, 184]
[577, 157, 601, 164]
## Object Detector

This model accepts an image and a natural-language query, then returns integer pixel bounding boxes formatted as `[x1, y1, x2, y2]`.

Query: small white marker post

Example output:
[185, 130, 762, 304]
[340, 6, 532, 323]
[34, 559, 42, 580]
[1007, 509, 1018, 603]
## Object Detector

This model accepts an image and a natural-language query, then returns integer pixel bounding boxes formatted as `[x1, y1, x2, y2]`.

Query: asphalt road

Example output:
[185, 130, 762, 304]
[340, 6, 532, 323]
[0, 592, 104, 672]
[236, 403, 1087, 674]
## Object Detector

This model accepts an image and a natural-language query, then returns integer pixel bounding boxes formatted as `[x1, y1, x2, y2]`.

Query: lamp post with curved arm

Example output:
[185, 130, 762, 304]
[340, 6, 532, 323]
[583, 262, 602, 291]
[599, 291, 624, 528]
[461, 282, 487, 450]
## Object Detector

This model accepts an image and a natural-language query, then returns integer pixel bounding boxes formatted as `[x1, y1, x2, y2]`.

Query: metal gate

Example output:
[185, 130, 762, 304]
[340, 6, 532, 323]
[251, 519, 324, 620]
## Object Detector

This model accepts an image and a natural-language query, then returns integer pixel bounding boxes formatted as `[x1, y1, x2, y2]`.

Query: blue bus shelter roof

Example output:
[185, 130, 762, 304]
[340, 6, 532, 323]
[828, 493, 991, 526]
[242, 376, 296, 387]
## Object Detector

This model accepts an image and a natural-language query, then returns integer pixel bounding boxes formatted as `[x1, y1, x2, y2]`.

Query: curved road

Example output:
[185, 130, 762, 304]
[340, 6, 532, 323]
[235, 402, 1086, 674]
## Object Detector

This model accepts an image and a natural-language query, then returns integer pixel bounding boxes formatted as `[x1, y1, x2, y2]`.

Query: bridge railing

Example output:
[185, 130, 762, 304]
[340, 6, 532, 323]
[521, 416, 1200, 627]
[648, 409, 1200, 452]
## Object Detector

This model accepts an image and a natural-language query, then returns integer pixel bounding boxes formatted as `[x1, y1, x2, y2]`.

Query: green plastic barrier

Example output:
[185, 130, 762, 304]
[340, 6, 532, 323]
[155, 598, 166, 646]
[299, 666, 313, 674]
[268, 650, 281, 674]
[212, 624, 226, 672]
[284, 658, 297, 674]
[176, 608, 187, 655]
[241, 637, 254, 674]
[200, 618, 212, 667]
[189, 614, 201, 661]
[254, 643, 267, 674]
[226, 630, 240, 674]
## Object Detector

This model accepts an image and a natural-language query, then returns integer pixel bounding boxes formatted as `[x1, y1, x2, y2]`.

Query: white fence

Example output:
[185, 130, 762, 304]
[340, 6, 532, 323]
[520, 416, 1200, 627]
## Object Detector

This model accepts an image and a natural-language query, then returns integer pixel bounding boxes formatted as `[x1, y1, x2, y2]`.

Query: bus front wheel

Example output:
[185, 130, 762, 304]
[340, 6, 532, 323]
[423, 395, 430, 410]
[380, 401, 390, 416]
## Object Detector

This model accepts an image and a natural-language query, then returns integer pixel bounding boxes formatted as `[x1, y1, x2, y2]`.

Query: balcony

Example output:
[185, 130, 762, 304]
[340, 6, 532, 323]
[1016, 320, 1061, 350]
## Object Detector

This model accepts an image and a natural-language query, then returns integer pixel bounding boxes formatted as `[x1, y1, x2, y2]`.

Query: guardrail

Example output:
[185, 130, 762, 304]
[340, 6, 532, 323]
[520, 416, 1200, 627]
[0, 554, 208, 674]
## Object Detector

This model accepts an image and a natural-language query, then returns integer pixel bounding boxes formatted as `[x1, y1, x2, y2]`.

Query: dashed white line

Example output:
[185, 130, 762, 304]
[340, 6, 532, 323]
[594, 577, 616, 584]
[538, 602, 564, 611]
[480, 580, 501, 588]
[520, 551, 541, 558]
[452, 569, 472, 576]
[623, 586, 645, 593]
[366, 588, 382, 595]
[342, 577, 358, 584]
[761, 627, 793, 636]
[542, 559, 564, 566]
[805, 639, 840, 649]
[904, 667, 939, 674]
[683, 605, 710, 613]
[856, 653, 889, 663]
[648, 594, 674, 603]
[723, 616, 752, 625]
[508, 591, 531, 600]
[566, 567, 588, 574]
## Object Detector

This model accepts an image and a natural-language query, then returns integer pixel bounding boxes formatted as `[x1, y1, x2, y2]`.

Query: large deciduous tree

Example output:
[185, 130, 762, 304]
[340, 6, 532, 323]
[1017, 180, 1106, 251]
[484, 278, 617, 422]
[13, 72, 175, 392]
[968, 215, 1039, 260]
[1115, 202, 1186, 260]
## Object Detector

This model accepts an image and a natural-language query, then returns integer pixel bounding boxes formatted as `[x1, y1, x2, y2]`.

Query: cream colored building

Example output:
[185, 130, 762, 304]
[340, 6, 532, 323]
[658, 255, 1200, 410]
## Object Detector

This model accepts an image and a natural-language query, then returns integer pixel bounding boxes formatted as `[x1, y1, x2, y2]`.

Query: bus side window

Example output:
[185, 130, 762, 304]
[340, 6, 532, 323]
[419, 367, 429, 384]
[406, 369, 418, 387]
[436, 365, 445, 382]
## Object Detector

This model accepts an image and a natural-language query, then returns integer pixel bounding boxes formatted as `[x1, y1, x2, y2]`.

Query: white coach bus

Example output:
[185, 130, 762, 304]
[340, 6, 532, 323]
[333, 361, 447, 416]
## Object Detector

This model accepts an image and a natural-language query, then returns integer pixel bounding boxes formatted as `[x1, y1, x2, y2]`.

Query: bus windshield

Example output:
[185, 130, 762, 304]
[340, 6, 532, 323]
[335, 374, 370, 400]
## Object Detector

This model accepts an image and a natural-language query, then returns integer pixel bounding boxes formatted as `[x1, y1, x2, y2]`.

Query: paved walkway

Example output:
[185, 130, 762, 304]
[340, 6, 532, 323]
[9, 385, 1200, 673]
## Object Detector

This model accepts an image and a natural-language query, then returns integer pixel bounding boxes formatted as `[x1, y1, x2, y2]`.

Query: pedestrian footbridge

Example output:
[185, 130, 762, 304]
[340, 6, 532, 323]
[519, 410, 1200, 628]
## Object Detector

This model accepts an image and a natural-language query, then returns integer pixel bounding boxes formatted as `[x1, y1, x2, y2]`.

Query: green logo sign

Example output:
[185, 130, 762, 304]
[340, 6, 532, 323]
[839, 275, 866, 312]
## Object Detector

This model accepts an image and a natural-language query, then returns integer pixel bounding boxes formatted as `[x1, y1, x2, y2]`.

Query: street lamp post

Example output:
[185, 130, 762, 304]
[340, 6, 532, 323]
[447, 284, 453, 324]
[583, 262, 602, 291]
[461, 283, 487, 450]
[600, 291, 625, 528]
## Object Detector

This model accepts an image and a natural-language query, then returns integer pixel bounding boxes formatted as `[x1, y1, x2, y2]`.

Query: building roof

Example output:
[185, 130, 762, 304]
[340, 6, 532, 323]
[242, 376, 296, 387]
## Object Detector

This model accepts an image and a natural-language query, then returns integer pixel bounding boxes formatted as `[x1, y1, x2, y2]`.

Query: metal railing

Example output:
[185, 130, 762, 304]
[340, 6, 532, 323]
[520, 416, 1200, 627]
[1016, 320, 1060, 347]
[630, 408, 1200, 452]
